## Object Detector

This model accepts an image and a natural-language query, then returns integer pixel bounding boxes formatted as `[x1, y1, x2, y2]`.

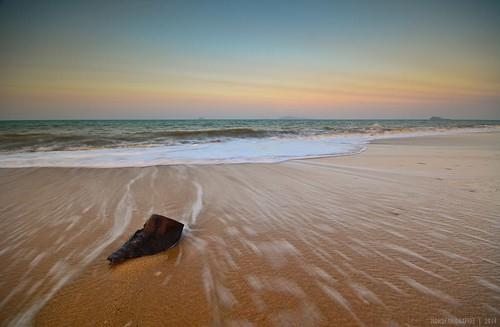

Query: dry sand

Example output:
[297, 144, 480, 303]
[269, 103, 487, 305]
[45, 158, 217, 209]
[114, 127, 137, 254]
[0, 132, 499, 326]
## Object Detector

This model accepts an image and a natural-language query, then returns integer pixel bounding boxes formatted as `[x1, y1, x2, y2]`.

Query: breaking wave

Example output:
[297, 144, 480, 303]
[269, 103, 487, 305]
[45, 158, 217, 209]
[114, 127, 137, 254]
[0, 119, 499, 167]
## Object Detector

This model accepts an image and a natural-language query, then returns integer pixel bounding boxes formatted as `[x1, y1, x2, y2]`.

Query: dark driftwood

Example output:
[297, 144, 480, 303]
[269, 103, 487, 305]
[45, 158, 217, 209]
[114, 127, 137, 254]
[107, 214, 184, 264]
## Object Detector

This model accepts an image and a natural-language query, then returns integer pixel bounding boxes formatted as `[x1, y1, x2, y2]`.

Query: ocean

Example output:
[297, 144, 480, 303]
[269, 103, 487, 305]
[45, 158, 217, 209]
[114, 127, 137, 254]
[0, 119, 499, 167]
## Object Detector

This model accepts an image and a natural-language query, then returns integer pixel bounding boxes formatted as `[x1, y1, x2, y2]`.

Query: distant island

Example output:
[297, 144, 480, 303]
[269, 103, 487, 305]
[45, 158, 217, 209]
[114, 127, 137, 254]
[429, 116, 451, 121]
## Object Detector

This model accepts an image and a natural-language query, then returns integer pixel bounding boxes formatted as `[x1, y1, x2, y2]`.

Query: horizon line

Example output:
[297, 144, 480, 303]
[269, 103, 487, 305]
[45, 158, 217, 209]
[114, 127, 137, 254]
[1, 117, 500, 122]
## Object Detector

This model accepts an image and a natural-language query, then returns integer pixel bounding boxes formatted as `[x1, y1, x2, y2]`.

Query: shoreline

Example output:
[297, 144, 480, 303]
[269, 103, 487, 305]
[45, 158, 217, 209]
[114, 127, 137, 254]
[0, 132, 499, 326]
[0, 127, 499, 169]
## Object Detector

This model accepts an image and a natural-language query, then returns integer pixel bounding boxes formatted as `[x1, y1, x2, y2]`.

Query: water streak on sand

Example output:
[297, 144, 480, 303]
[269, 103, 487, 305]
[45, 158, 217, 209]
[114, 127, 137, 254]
[6, 170, 147, 327]
[401, 277, 459, 306]
[83, 170, 147, 265]
[190, 182, 204, 227]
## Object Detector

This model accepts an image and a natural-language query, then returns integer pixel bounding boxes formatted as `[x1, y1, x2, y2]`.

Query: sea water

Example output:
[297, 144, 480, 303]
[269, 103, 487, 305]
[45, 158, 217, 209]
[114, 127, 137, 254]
[0, 119, 498, 167]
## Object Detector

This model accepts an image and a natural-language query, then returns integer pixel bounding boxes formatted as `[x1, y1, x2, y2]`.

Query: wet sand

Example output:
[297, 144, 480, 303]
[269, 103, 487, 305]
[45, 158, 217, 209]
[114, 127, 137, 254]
[0, 132, 499, 326]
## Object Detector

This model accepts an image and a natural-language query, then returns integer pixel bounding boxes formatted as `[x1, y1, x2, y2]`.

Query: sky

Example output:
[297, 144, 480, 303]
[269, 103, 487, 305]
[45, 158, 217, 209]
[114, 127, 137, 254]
[1, 0, 499, 119]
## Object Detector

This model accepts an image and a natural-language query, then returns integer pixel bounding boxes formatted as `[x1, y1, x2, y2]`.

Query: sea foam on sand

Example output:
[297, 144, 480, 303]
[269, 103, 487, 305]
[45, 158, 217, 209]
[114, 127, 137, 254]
[0, 136, 366, 168]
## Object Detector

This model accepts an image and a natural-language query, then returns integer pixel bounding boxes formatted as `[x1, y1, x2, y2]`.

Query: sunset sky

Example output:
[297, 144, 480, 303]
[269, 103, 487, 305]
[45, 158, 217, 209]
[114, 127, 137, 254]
[1, 0, 499, 119]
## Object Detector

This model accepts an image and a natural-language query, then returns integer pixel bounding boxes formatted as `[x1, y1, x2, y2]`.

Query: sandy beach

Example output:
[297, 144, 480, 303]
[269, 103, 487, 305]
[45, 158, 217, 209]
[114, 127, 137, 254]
[1, 132, 499, 327]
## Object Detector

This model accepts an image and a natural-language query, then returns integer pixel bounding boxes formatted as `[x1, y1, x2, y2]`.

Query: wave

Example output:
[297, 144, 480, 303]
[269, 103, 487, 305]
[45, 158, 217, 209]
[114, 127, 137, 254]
[0, 120, 499, 155]
[142, 127, 280, 138]
[0, 136, 366, 168]
[0, 128, 273, 141]
[1, 126, 499, 168]
[0, 128, 297, 153]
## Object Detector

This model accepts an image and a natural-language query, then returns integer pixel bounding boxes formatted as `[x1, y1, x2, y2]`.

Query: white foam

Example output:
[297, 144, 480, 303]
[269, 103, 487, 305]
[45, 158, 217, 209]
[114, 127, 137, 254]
[0, 135, 364, 167]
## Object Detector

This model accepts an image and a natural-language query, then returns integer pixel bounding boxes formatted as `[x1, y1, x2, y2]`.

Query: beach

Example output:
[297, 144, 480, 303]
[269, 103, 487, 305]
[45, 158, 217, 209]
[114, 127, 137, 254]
[1, 132, 499, 326]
